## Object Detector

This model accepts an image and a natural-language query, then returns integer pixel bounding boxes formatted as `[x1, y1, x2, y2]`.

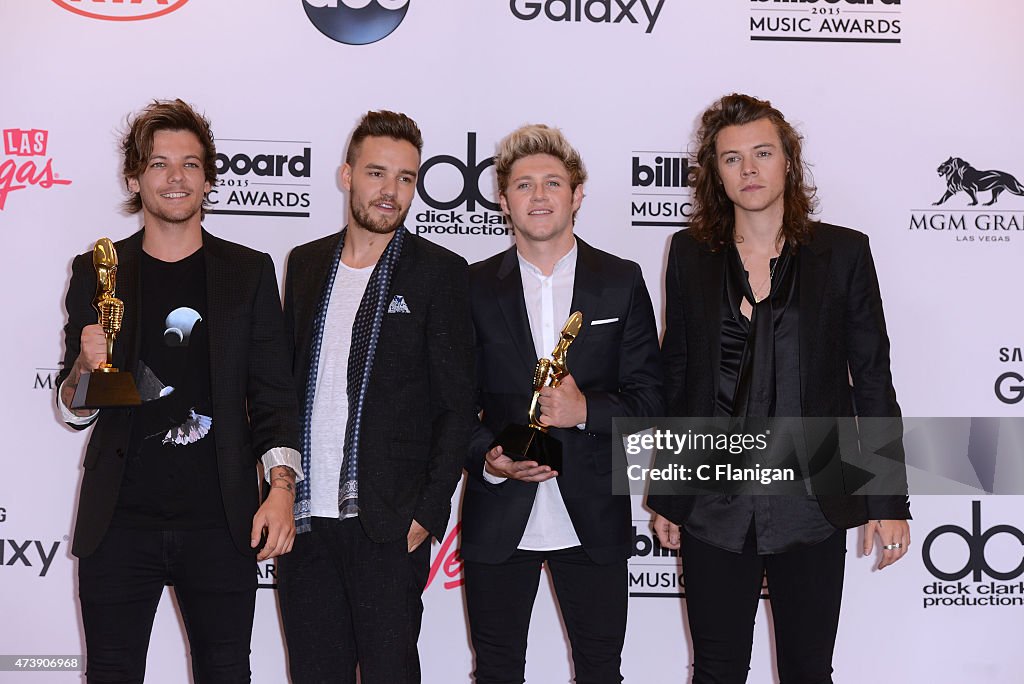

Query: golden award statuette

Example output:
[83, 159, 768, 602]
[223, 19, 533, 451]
[70, 238, 141, 409]
[492, 311, 584, 473]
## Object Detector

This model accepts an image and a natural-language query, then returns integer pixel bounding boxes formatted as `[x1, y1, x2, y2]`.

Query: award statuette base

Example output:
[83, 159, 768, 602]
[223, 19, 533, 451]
[492, 424, 563, 473]
[70, 371, 142, 409]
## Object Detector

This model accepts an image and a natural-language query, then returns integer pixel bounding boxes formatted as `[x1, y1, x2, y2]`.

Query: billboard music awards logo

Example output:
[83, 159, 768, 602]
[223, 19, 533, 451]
[629, 521, 684, 597]
[921, 501, 1024, 609]
[995, 346, 1023, 405]
[749, 0, 902, 44]
[627, 521, 771, 599]
[0, 129, 72, 210]
[908, 156, 1023, 245]
[207, 139, 312, 218]
[303, 0, 410, 45]
[510, 0, 666, 33]
[630, 151, 694, 228]
[414, 133, 512, 239]
[51, 0, 190, 21]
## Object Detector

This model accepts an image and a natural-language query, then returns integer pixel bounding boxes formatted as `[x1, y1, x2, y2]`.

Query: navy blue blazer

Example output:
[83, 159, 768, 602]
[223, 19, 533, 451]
[462, 238, 664, 565]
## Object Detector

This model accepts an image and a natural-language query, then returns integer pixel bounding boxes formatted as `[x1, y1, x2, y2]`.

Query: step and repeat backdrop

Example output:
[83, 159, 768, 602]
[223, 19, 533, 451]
[2, 1, 1023, 682]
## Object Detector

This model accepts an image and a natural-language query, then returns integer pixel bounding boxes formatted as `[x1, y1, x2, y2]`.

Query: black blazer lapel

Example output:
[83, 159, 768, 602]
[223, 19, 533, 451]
[798, 236, 832, 404]
[567, 238, 606, 364]
[298, 233, 342, 333]
[494, 246, 538, 371]
[114, 230, 144, 375]
[201, 230, 234, 402]
[698, 246, 725, 403]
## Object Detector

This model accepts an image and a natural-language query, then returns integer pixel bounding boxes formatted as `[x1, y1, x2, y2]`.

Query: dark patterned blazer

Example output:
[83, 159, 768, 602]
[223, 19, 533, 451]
[283, 230, 474, 543]
[646, 224, 911, 529]
[58, 228, 301, 558]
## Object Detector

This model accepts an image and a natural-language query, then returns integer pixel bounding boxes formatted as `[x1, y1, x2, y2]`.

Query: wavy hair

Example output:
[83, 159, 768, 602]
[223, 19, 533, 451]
[121, 99, 217, 215]
[688, 93, 817, 250]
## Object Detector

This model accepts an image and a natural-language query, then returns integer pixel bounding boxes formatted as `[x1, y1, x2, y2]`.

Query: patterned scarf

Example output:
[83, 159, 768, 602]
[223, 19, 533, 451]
[294, 225, 406, 533]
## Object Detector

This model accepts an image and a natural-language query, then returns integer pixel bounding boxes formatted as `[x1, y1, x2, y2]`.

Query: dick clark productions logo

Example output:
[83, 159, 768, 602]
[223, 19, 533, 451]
[303, 0, 410, 45]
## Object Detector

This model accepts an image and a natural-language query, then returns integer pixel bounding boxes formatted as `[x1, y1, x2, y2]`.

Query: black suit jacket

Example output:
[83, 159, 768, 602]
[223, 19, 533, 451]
[461, 238, 664, 565]
[647, 224, 910, 529]
[283, 231, 474, 543]
[58, 229, 301, 558]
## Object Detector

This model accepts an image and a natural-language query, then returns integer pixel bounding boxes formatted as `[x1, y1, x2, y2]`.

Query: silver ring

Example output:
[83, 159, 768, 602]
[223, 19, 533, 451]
[883, 543, 903, 550]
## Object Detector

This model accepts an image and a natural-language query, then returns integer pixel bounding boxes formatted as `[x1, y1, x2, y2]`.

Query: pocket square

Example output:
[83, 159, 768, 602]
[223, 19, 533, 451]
[591, 317, 619, 326]
[387, 295, 411, 314]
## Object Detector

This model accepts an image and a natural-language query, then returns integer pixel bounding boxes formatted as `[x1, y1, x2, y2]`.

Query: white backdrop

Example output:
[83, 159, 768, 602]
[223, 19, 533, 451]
[2, 1, 1023, 682]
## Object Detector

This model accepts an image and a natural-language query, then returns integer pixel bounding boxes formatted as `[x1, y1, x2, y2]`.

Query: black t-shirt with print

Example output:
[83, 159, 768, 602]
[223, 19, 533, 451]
[112, 248, 225, 530]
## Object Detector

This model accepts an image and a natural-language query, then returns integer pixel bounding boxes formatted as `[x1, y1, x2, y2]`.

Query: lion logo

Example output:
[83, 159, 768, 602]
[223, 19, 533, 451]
[934, 157, 1024, 206]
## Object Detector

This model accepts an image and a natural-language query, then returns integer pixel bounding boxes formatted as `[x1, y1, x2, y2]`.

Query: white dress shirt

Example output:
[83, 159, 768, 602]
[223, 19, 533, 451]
[484, 240, 582, 551]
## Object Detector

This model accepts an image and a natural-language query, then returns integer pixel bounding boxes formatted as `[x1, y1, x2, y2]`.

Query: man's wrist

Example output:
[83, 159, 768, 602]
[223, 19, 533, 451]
[269, 483, 295, 497]
[269, 465, 296, 497]
[261, 448, 304, 482]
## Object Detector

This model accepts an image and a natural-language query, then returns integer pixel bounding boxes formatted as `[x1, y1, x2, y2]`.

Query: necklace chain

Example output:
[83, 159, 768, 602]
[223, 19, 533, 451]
[744, 252, 780, 303]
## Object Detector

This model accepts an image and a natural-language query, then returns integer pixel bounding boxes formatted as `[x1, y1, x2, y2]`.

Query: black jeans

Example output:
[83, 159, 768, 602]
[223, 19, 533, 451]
[78, 526, 256, 684]
[278, 517, 431, 684]
[464, 546, 627, 684]
[682, 527, 847, 684]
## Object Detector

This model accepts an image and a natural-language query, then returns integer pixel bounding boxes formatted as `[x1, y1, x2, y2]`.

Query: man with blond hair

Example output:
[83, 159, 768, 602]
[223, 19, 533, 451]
[461, 124, 663, 683]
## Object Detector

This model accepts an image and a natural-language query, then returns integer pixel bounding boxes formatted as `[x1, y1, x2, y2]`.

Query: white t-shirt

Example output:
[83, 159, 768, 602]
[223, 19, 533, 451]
[309, 261, 373, 518]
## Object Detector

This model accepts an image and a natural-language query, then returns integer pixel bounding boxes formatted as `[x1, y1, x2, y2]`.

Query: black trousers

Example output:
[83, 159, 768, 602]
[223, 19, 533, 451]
[681, 528, 847, 684]
[278, 517, 430, 684]
[77, 526, 256, 684]
[464, 546, 627, 684]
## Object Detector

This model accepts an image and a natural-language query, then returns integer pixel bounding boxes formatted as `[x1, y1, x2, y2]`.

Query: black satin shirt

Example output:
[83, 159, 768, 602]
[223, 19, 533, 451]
[684, 243, 836, 554]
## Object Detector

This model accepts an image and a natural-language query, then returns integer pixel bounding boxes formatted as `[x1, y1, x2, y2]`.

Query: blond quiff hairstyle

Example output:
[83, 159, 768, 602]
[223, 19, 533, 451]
[494, 124, 588, 196]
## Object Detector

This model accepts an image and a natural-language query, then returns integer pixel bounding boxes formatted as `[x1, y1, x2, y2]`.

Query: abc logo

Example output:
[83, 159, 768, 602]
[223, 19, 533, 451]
[303, 0, 410, 46]
[922, 501, 1024, 582]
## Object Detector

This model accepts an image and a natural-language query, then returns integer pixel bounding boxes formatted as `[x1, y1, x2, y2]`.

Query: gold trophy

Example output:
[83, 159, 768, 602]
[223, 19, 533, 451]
[492, 311, 584, 473]
[70, 238, 141, 409]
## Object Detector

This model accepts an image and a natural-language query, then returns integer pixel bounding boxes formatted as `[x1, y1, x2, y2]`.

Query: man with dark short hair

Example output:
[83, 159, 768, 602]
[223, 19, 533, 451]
[278, 110, 473, 684]
[57, 98, 302, 683]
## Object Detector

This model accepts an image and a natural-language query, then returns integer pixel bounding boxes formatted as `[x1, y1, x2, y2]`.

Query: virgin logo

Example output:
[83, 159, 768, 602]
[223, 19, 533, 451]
[1, 129, 72, 210]
[425, 521, 463, 591]
[51, 0, 190, 22]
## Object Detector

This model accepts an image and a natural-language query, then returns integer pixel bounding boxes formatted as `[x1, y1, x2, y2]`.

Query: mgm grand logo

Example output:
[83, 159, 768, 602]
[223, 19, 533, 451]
[909, 157, 1024, 244]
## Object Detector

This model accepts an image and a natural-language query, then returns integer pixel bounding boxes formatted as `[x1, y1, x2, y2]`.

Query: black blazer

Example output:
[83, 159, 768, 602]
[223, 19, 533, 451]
[58, 229, 301, 558]
[461, 238, 664, 565]
[283, 231, 474, 543]
[647, 224, 910, 529]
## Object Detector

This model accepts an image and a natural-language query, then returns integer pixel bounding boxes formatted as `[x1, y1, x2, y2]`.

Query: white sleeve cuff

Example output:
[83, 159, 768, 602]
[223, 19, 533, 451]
[483, 462, 507, 484]
[261, 447, 304, 482]
[57, 378, 98, 426]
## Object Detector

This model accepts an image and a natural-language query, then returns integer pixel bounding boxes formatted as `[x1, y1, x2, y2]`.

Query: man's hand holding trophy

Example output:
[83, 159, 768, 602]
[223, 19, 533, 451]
[486, 312, 584, 480]
[67, 238, 141, 410]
